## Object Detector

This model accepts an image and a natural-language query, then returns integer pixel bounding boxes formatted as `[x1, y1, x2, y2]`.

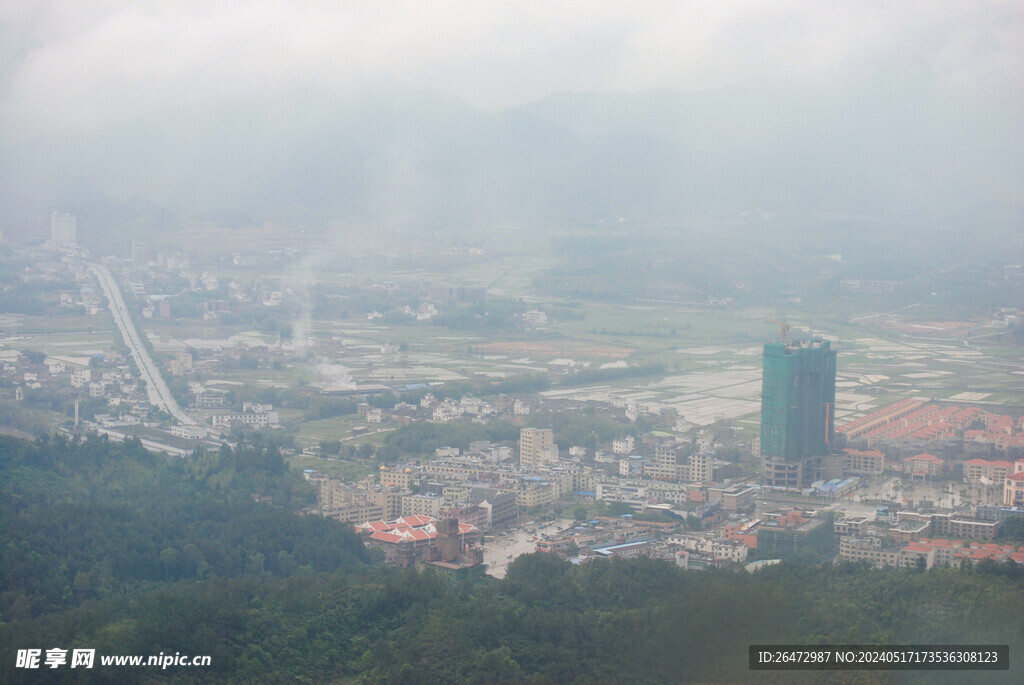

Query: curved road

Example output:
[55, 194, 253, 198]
[89, 263, 194, 426]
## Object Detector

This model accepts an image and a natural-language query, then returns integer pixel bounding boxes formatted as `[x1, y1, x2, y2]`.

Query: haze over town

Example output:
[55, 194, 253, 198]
[1, 2, 1022, 682]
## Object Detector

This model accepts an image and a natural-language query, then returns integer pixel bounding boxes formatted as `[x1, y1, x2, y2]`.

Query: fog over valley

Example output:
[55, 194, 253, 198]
[2, 1, 1021, 260]
[1, 3, 1022, 683]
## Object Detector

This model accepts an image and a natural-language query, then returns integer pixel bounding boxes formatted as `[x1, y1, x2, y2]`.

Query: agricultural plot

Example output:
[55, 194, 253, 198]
[1, 314, 115, 356]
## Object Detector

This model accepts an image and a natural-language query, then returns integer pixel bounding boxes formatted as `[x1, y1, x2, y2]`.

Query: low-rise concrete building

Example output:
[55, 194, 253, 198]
[842, 448, 885, 475]
[756, 517, 833, 561]
[170, 424, 208, 440]
[833, 516, 870, 538]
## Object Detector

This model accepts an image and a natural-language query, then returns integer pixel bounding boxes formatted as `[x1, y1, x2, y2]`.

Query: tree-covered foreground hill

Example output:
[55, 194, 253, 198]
[2, 434, 1023, 684]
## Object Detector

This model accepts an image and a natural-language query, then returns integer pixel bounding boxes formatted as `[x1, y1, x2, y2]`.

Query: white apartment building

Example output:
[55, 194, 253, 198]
[520, 427, 557, 468]
[612, 435, 635, 454]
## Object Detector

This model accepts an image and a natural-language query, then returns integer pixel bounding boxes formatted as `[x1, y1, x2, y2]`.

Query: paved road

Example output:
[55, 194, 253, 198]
[89, 263, 193, 426]
[483, 519, 572, 578]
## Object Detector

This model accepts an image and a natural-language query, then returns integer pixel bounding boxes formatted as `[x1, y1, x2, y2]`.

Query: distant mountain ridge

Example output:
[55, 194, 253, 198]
[2, 84, 1019, 248]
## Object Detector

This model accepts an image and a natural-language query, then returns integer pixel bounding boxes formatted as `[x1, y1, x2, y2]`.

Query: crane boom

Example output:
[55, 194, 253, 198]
[764, 316, 790, 342]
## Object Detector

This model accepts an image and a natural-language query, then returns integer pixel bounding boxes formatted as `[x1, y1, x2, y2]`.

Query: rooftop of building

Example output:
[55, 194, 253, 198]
[795, 518, 828, 533]
[843, 448, 885, 457]
[905, 452, 943, 463]
[589, 539, 656, 555]
[358, 515, 480, 544]
[964, 458, 1015, 467]
[891, 519, 931, 533]
[764, 338, 833, 354]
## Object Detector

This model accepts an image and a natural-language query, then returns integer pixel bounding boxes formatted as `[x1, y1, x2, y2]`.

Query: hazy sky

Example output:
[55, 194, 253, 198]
[2, 0, 1021, 143]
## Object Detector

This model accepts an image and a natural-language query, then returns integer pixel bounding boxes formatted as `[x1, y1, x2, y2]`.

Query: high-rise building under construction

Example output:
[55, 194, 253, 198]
[760, 338, 837, 488]
[50, 212, 76, 243]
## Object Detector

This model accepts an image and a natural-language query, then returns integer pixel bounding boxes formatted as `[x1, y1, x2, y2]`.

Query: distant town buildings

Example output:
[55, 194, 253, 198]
[426, 284, 486, 305]
[3, 235, 1023, 583]
[131, 241, 149, 269]
[210, 404, 279, 429]
[840, 536, 1024, 569]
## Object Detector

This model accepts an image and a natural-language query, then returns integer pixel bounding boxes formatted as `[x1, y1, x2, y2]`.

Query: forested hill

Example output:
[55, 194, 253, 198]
[2, 435, 1023, 684]
[0, 434, 370, 620]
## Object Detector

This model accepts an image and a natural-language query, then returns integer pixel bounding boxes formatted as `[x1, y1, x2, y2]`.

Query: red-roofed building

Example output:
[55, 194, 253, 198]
[1004, 460, 1024, 507]
[360, 520, 393, 533]
[356, 515, 482, 566]
[899, 542, 937, 569]
[836, 399, 923, 439]
[840, 403, 1022, 456]
[950, 407, 982, 429]
[396, 514, 435, 528]
[903, 453, 944, 479]
[963, 459, 1014, 484]
[843, 535, 1024, 569]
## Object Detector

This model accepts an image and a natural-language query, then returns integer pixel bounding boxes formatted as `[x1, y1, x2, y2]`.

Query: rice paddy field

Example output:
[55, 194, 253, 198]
[4, 243, 1020, 438]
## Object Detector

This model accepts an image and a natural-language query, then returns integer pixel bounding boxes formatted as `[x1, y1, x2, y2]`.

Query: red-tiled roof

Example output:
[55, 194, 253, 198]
[358, 520, 393, 532]
[906, 452, 943, 462]
[843, 448, 885, 457]
[361, 514, 480, 546]
[370, 527, 432, 543]
[836, 399, 924, 434]
[396, 514, 435, 527]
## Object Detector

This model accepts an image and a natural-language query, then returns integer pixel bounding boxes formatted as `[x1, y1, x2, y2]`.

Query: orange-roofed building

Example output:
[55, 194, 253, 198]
[963, 459, 1015, 484]
[724, 522, 760, 550]
[357, 515, 482, 566]
[836, 399, 923, 439]
[898, 542, 936, 569]
[904, 453, 944, 480]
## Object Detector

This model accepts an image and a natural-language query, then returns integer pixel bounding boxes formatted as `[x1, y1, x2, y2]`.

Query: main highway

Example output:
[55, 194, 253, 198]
[89, 262, 194, 426]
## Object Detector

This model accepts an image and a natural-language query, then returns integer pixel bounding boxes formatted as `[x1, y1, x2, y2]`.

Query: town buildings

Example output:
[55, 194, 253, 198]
[840, 536, 1024, 569]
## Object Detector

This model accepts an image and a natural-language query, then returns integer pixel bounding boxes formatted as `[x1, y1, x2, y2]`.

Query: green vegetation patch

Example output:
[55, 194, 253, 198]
[0, 435, 368, 622]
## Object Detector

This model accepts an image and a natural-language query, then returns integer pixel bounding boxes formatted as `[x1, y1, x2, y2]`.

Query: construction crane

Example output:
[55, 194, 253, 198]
[764, 316, 790, 342]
